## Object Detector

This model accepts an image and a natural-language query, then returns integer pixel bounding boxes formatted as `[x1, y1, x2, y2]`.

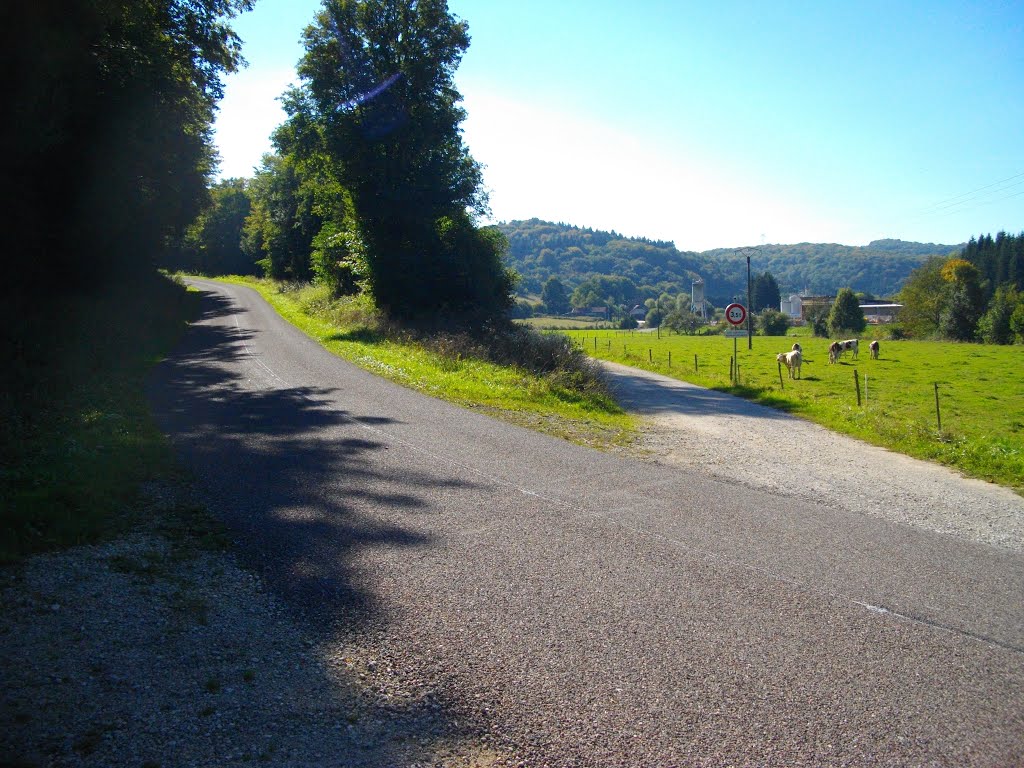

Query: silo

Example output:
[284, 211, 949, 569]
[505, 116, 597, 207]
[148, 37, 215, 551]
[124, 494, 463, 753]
[691, 278, 706, 319]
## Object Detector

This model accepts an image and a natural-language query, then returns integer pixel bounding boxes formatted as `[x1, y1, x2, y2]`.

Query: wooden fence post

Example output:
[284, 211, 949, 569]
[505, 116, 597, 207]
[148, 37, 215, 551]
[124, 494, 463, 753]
[934, 382, 942, 432]
[854, 369, 861, 406]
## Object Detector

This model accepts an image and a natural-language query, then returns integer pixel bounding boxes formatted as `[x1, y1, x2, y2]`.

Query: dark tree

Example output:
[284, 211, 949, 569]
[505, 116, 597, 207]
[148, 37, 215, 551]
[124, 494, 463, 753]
[297, 0, 514, 324]
[827, 288, 866, 336]
[962, 231, 1024, 298]
[541, 277, 570, 314]
[752, 271, 781, 312]
[168, 179, 255, 275]
[3, 0, 252, 294]
[242, 153, 321, 281]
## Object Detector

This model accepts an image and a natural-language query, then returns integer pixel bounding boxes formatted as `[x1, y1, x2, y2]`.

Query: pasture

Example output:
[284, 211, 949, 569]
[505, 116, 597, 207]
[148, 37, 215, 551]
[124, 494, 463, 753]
[516, 315, 609, 330]
[563, 329, 1024, 493]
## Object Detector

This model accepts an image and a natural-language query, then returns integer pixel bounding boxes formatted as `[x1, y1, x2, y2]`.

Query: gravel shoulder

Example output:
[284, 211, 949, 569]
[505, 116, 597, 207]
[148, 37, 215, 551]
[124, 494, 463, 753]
[601, 360, 1024, 554]
[0, 483, 505, 768]
[4, 356, 1022, 767]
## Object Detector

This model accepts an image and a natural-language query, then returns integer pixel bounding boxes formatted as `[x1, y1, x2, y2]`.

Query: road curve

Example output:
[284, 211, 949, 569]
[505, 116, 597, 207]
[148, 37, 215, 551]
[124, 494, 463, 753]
[148, 280, 1024, 767]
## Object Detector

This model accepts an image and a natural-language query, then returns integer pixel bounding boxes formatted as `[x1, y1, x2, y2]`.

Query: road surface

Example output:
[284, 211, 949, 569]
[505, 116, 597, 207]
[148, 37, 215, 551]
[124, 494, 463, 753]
[148, 280, 1024, 766]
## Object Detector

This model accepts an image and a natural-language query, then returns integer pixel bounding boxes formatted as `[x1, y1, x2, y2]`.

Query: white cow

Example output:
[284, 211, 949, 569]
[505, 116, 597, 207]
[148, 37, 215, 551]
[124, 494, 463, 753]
[869, 340, 879, 359]
[777, 349, 802, 379]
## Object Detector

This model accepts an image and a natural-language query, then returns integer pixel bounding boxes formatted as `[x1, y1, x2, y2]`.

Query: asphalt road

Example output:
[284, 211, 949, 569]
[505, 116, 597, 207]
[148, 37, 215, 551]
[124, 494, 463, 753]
[148, 280, 1024, 767]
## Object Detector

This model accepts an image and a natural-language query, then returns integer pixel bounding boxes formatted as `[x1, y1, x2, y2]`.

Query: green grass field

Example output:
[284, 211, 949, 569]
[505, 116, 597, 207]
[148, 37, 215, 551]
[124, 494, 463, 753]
[563, 329, 1024, 493]
[516, 315, 610, 330]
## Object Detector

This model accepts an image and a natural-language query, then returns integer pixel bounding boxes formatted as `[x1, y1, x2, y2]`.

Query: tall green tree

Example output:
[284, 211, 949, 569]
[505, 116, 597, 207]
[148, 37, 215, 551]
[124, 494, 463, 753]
[751, 271, 781, 312]
[827, 288, 866, 336]
[976, 284, 1021, 345]
[4, 0, 252, 293]
[242, 153, 320, 281]
[899, 257, 948, 338]
[939, 259, 984, 341]
[169, 179, 255, 275]
[297, 0, 514, 323]
[541, 277, 570, 314]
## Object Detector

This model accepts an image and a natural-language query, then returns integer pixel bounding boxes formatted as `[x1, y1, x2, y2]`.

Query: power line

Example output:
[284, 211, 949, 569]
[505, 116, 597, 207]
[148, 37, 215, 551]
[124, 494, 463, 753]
[917, 170, 1024, 216]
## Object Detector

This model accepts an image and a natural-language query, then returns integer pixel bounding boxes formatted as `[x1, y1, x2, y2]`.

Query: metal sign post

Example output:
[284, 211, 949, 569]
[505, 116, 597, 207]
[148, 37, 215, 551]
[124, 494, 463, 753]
[724, 303, 747, 384]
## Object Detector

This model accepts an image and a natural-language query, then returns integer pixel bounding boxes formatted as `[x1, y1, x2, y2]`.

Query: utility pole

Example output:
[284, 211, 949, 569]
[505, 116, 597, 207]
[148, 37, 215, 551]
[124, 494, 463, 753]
[746, 254, 752, 349]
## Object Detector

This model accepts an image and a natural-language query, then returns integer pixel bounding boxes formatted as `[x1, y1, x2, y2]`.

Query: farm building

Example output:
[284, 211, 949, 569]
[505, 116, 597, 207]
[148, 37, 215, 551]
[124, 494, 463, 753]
[860, 303, 903, 323]
[780, 294, 902, 324]
[780, 294, 803, 319]
[797, 295, 834, 322]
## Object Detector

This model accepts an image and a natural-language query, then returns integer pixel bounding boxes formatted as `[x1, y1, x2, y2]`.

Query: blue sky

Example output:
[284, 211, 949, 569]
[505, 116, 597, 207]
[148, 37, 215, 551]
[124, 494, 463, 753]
[213, 0, 1024, 252]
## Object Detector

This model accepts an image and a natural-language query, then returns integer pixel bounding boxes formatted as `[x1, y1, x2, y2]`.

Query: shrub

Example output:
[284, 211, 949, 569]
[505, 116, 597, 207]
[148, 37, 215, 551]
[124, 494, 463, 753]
[757, 309, 791, 336]
[310, 222, 368, 297]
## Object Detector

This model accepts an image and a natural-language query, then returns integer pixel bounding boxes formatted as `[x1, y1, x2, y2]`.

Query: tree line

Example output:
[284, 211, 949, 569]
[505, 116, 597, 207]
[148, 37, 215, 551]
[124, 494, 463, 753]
[4, 0, 253, 296]
[494, 220, 959, 305]
[165, 0, 514, 327]
[899, 232, 1024, 344]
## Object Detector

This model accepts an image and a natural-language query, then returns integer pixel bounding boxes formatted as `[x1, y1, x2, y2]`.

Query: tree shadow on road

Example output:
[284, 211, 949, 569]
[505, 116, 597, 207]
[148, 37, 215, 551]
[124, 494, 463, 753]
[144, 286, 502, 766]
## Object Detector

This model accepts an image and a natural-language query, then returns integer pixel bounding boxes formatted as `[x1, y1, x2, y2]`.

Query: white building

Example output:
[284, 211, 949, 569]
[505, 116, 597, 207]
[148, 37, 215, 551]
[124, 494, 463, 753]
[780, 294, 803, 319]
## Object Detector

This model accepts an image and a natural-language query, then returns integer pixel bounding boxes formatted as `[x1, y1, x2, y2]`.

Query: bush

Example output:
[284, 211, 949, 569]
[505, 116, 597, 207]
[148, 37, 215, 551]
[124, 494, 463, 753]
[437, 324, 612, 401]
[805, 305, 830, 337]
[828, 288, 866, 336]
[757, 309, 791, 336]
[310, 222, 368, 297]
[976, 284, 1020, 344]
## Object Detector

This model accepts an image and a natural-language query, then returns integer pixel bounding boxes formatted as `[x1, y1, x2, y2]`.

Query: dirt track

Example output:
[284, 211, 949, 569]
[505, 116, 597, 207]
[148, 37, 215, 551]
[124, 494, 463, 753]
[601, 360, 1024, 553]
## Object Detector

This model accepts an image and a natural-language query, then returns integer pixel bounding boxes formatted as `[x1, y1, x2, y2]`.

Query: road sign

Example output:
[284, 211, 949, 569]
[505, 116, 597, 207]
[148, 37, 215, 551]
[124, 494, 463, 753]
[724, 329, 747, 337]
[725, 303, 747, 326]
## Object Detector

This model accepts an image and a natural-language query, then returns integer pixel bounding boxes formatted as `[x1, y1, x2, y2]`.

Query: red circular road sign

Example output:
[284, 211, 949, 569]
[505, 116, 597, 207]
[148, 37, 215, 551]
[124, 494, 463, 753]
[725, 303, 747, 326]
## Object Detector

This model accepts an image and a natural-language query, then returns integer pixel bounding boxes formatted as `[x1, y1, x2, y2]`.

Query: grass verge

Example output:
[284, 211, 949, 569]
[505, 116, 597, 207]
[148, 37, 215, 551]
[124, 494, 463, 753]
[565, 329, 1024, 494]
[217, 277, 635, 450]
[1, 273, 199, 563]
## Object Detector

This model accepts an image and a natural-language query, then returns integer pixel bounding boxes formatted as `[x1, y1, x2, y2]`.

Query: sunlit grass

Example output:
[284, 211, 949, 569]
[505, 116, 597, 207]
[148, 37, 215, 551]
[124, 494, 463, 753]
[564, 329, 1024, 493]
[220, 278, 635, 449]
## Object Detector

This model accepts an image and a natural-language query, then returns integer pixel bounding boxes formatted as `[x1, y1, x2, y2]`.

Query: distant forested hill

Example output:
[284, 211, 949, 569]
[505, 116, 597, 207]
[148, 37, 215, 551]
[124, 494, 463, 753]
[496, 219, 961, 305]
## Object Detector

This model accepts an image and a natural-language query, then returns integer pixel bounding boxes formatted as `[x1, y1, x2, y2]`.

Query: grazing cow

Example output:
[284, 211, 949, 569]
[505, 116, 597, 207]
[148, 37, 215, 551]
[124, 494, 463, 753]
[837, 339, 859, 359]
[777, 349, 802, 379]
[869, 340, 879, 359]
[828, 341, 841, 364]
